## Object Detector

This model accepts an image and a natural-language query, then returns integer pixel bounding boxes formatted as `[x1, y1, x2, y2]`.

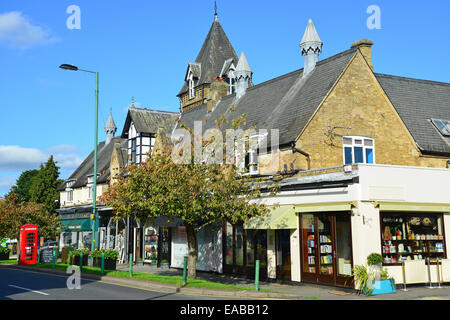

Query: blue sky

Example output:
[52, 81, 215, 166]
[0, 0, 449, 195]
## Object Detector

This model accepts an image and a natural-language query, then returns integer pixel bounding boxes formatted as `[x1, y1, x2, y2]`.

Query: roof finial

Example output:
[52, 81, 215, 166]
[214, 1, 218, 21]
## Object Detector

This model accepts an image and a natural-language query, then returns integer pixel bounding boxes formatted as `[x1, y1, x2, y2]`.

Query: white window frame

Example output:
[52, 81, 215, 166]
[65, 180, 75, 203]
[187, 71, 195, 99]
[342, 136, 375, 165]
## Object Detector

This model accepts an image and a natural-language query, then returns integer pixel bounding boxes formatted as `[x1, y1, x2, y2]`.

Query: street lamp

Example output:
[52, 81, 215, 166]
[60, 64, 99, 252]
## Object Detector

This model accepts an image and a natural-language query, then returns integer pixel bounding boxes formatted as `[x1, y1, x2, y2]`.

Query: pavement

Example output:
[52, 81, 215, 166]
[2, 261, 450, 300]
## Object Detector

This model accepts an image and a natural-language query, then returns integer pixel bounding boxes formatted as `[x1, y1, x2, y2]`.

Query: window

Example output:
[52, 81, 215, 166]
[227, 77, 236, 94]
[244, 149, 258, 175]
[343, 136, 375, 165]
[431, 119, 450, 137]
[65, 180, 75, 203]
[381, 213, 446, 265]
[131, 138, 137, 163]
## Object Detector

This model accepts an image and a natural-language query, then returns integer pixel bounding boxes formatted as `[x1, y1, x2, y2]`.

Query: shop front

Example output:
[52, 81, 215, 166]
[296, 202, 355, 288]
[374, 202, 449, 283]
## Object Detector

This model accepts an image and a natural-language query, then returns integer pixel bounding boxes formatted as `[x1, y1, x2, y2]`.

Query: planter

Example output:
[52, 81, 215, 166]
[160, 263, 170, 270]
[0, 252, 9, 261]
[73, 255, 89, 266]
[93, 257, 117, 270]
[364, 279, 396, 295]
[136, 260, 144, 267]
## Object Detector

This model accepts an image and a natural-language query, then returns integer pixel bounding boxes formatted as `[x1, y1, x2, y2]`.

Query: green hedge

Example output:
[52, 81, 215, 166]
[90, 249, 118, 260]
[0, 247, 11, 254]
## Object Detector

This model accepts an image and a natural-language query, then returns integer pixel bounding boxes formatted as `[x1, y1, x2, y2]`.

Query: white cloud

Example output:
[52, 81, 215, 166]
[0, 11, 58, 48]
[45, 144, 79, 154]
[0, 145, 83, 171]
[0, 176, 15, 189]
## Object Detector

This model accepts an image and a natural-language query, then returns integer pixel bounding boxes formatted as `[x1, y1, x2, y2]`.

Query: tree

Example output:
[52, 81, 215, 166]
[0, 194, 62, 240]
[29, 156, 63, 213]
[8, 169, 40, 202]
[101, 117, 278, 279]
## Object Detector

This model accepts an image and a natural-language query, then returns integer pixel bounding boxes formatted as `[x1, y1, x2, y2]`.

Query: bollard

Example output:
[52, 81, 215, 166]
[182, 256, 188, 286]
[426, 258, 434, 289]
[52, 250, 56, 269]
[80, 252, 83, 272]
[101, 252, 105, 276]
[255, 260, 260, 291]
[436, 258, 442, 289]
[17, 250, 21, 265]
[129, 253, 133, 278]
[37, 249, 40, 265]
[400, 260, 408, 291]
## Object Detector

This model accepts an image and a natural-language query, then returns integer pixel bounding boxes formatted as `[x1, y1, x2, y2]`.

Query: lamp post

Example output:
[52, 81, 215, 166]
[60, 64, 99, 252]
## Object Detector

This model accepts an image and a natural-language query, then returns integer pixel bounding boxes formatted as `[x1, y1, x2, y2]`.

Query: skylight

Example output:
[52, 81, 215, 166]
[431, 119, 450, 137]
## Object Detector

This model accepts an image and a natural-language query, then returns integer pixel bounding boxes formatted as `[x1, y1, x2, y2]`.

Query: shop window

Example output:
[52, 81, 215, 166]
[343, 136, 374, 165]
[381, 213, 446, 265]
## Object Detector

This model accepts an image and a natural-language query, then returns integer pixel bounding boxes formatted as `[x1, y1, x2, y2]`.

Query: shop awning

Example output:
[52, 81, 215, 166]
[374, 202, 450, 213]
[60, 219, 92, 232]
[294, 201, 357, 213]
[244, 205, 297, 230]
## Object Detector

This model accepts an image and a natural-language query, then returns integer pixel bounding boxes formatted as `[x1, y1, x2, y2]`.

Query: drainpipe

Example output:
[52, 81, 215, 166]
[291, 141, 311, 170]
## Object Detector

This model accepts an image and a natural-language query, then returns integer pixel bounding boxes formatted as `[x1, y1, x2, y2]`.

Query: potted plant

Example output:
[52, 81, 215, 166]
[352, 264, 373, 296]
[353, 253, 396, 296]
[371, 267, 396, 295]
[367, 253, 383, 280]
[136, 258, 144, 267]
[72, 249, 90, 266]
[90, 249, 118, 270]
[0, 246, 10, 261]
[160, 259, 169, 270]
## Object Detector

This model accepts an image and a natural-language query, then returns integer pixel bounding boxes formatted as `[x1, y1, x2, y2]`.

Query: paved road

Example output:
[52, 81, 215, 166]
[0, 267, 225, 300]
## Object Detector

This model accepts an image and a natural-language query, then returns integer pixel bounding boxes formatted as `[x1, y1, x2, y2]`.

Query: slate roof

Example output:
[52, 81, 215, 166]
[178, 18, 239, 96]
[121, 107, 180, 138]
[58, 138, 128, 191]
[177, 47, 358, 147]
[376, 74, 450, 155]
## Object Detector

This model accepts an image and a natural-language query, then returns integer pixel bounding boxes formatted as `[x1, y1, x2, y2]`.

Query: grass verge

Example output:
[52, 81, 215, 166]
[30, 263, 275, 293]
[0, 259, 17, 264]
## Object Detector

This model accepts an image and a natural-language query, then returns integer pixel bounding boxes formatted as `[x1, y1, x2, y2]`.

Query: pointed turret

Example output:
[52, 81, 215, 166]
[235, 52, 252, 99]
[300, 19, 323, 77]
[105, 111, 117, 145]
[177, 11, 238, 111]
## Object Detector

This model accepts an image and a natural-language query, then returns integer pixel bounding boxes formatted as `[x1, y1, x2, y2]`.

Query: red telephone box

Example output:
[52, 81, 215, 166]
[19, 224, 39, 265]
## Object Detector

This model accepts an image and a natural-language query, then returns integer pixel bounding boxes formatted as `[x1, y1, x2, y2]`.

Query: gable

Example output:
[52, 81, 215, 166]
[295, 50, 445, 169]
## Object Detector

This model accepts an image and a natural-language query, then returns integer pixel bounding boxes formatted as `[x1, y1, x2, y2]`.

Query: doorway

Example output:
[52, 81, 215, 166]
[276, 229, 291, 281]
[300, 212, 353, 288]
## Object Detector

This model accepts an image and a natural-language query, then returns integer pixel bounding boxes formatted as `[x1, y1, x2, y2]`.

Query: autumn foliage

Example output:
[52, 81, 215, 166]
[0, 194, 62, 240]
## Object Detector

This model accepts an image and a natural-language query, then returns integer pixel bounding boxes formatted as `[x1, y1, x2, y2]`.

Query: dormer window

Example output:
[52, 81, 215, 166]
[87, 174, 99, 200]
[343, 136, 375, 164]
[65, 180, 75, 203]
[188, 78, 195, 99]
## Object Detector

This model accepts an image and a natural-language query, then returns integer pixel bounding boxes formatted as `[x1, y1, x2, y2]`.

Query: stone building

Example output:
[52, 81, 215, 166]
[173, 13, 450, 288]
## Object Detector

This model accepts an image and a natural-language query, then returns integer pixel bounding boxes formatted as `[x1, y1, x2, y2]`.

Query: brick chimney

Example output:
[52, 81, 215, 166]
[351, 39, 374, 70]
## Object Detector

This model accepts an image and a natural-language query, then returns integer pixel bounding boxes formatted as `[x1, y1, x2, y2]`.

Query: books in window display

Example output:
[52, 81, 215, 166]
[319, 235, 331, 243]
[320, 255, 333, 264]
[308, 256, 315, 265]
[320, 245, 332, 253]
[320, 266, 333, 275]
